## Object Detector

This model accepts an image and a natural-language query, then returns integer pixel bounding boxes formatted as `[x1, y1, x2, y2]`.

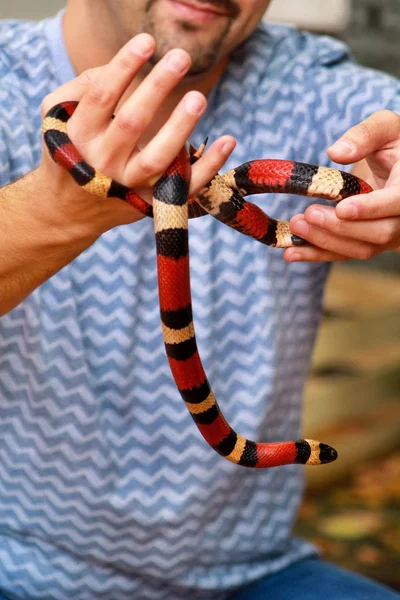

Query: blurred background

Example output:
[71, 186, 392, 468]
[1, 0, 399, 592]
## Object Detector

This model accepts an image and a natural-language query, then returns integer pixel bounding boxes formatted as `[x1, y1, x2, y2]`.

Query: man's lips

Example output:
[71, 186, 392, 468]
[167, 0, 233, 21]
[176, 0, 231, 15]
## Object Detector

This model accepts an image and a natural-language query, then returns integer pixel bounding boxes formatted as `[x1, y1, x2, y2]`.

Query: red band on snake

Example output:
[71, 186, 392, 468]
[43, 101, 373, 468]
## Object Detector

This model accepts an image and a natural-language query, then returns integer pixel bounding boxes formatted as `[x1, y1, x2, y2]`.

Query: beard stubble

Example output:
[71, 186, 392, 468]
[141, 0, 239, 75]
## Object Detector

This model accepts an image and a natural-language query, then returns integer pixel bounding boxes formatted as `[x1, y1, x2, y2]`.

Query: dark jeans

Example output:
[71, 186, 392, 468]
[1, 558, 398, 599]
[229, 558, 400, 600]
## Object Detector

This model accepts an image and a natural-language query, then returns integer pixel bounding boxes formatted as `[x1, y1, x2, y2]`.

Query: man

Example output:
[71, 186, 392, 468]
[0, 1, 399, 598]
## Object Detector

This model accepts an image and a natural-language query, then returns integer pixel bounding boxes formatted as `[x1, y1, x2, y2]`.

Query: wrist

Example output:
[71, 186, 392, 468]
[28, 162, 144, 244]
[27, 166, 108, 244]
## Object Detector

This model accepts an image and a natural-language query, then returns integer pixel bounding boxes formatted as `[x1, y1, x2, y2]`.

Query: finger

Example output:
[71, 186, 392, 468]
[290, 214, 377, 260]
[70, 33, 156, 141]
[104, 48, 191, 164]
[284, 245, 349, 263]
[125, 91, 207, 185]
[41, 67, 103, 115]
[305, 204, 400, 246]
[189, 136, 236, 195]
[335, 185, 400, 220]
[328, 110, 400, 165]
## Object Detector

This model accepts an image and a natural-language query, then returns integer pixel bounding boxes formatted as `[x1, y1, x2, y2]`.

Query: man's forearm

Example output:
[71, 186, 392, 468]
[0, 170, 100, 315]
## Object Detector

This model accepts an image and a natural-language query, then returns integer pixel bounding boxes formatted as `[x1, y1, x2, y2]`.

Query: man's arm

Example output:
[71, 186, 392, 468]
[0, 170, 110, 315]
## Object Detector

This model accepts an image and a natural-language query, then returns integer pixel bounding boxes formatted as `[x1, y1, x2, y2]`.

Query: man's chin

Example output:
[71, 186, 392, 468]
[142, 5, 234, 71]
[144, 37, 220, 76]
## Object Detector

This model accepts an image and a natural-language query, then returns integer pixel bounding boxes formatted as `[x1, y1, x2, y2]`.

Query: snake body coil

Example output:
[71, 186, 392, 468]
[43, 101, 373, 468]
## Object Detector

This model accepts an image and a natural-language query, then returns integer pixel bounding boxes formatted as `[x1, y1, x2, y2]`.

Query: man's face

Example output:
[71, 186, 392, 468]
[107, 0, 271, 75]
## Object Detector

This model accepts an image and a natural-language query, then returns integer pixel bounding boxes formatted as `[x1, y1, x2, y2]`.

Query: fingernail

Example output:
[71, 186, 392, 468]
[338, 202, 358, 219]
[185, 93, 205, 115]
[308, 209, 325, 226]
[289, 252, 301, 262]
[330, 140, 355, 156]
[167, 50, 190, 73]
[292, 219, 309, 236]
[129, 34, 154, 57]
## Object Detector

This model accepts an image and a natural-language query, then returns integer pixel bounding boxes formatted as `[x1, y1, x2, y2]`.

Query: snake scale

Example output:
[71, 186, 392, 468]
[43, 101, 373, 468]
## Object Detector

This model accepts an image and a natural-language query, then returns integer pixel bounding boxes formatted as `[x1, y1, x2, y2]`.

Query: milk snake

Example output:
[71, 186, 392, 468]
[43, 101, 373, 468]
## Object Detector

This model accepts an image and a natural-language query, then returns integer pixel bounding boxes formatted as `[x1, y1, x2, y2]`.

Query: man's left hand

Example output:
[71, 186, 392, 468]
[285, 110, 400, 262]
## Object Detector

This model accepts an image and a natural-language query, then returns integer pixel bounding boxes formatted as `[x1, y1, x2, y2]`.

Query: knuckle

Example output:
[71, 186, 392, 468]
[137, 152, 164, 180]
[209, 151, 226, 172]
[79, 67, 99, 84]
[115, 112, 142, 137]
[118, 53, 136, 72]
[86, 83, 114, 107]
[334, 218, 348, 236]
[357, 121, 375, 144]
[379, 222, 396, 245]
[315, 234, 331, 250]
[356, 245, 376, 261]
[151, 73, 170, 92]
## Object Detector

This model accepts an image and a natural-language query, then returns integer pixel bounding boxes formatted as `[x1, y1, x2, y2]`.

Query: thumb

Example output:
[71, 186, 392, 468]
[327, 109, 400, 165]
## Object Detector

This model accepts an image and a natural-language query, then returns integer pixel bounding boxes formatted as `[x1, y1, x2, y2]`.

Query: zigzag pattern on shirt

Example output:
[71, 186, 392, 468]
[0, 13, 399, 600]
